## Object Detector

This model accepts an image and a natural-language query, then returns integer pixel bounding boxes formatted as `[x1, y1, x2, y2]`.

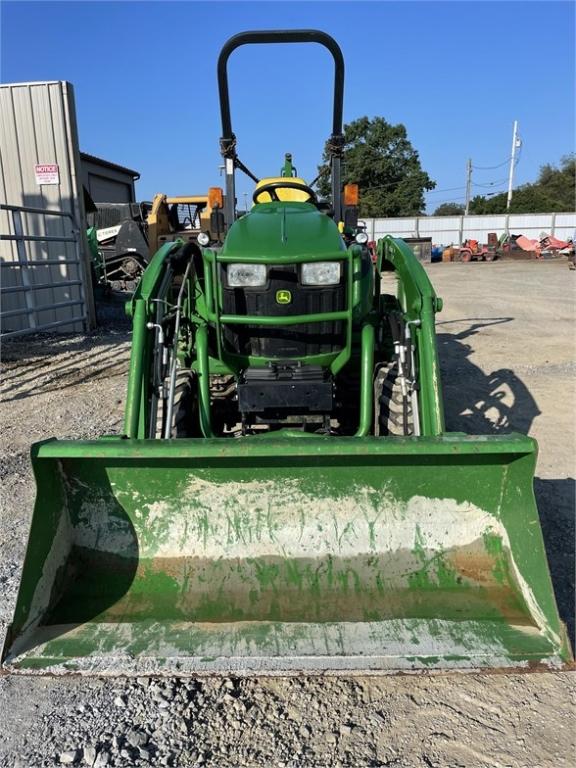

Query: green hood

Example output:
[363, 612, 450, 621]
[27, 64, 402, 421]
[221, 202, 346, 260]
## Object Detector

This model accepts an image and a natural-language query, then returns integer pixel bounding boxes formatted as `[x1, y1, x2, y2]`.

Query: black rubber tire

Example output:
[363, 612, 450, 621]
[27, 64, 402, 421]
[172, 370, 201, 437]
[378, 361, 414, 436]
[154, 369, 200, 438]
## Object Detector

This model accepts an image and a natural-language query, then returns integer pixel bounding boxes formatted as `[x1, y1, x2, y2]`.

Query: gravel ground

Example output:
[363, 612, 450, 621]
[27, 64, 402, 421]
[0, 261, 574, 767]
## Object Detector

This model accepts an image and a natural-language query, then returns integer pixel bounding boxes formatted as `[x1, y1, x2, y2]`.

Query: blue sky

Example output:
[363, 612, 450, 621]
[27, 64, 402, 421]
[1, 1, 574, 212]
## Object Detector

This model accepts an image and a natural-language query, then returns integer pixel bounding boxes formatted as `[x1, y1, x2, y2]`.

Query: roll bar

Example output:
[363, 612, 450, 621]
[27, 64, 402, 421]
[217, 30, 346, 226]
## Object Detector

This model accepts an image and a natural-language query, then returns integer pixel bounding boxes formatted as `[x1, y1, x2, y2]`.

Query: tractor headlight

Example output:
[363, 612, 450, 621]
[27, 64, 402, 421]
[227, 263, 267, 288]
[355, 231, 369, 245]
[301, 261, 341, 286]
[197, 232, 210, 246]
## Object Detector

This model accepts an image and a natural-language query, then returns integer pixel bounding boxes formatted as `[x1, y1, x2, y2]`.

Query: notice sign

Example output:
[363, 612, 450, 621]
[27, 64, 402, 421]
[35, 163, 60, 185]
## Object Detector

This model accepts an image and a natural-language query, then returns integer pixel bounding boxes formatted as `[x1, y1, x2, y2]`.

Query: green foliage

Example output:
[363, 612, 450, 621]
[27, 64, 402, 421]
[317, 116, 435, 217]
[433, 202, 465, 216]
[469, 155, 575, 214]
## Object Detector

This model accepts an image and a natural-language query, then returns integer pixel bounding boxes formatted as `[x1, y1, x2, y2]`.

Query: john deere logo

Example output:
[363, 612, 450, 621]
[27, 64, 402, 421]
[276, 290, 292, 305]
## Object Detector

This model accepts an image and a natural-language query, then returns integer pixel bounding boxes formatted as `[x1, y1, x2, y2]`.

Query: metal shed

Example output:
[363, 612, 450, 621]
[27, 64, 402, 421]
[80, 152, 140, 204]
[0, 80, 96, 338]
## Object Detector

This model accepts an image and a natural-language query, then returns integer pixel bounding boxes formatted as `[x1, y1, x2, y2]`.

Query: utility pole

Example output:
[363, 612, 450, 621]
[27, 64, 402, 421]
[465, 158, 472, 215]
[506, 120, 520, 211]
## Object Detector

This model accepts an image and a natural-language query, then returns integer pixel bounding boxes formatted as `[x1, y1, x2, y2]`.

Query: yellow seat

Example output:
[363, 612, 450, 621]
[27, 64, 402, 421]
[253, 177, 312, 204]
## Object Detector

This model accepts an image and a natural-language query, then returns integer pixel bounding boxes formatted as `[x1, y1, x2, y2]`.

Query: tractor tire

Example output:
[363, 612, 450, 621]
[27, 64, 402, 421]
[154, 369, 200, 438]
[378, 361, 414, 436]
[173, 370, 201, 437]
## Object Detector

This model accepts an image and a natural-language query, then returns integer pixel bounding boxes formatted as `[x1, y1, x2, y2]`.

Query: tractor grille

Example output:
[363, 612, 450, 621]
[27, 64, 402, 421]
[221, 264, 346, 358]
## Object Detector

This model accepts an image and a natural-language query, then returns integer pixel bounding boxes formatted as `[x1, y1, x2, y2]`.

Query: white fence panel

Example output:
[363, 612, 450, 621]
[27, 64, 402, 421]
[364, 212, 576, 245]
[370, 217, 416, 240]
[508, 214, 548, 239]
[418, 217, 461, 241]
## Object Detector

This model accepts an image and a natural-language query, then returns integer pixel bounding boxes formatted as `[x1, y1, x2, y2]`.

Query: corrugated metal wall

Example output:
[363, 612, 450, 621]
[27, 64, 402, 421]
[365, 212, 576, 245]
[0, 80, 95, 336]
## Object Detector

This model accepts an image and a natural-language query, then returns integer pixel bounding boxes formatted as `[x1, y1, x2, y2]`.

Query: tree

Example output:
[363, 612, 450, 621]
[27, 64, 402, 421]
[317, 116, 435, 217]
[433, 202, 465, 216]
[469, 155, 575, 214]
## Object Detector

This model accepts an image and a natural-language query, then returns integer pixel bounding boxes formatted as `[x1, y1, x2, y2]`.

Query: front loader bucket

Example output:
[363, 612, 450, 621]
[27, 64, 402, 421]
[3, 434, 571, 675]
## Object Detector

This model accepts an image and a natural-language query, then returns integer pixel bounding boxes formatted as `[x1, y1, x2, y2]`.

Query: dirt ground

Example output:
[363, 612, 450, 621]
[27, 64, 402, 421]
[0, 260, 574, 767]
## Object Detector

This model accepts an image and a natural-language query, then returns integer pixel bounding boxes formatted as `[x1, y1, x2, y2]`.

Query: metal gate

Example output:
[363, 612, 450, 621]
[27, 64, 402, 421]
[0, 203, 89, 339]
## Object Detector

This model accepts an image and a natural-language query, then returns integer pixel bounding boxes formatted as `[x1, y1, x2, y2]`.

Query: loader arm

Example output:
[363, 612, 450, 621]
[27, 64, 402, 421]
[379, 236, 445, 436]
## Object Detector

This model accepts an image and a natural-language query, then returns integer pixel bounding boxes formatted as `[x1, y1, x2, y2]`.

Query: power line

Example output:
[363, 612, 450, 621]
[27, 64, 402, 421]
[473, 178, 508, 188]
[472, 157, 514, 170]
[366, 178, 507, 195]
[460, 127, 523, 213]
[430, 189, 505, 207]
[366, 182, 468, 194]
[431, 195, 468, 203]
[359, 150, 521, 198]
[472, 146, 522, 172]
[473, 142, 522, 172]
[426, 185, 467, 195]
[362, 179, 423, 193]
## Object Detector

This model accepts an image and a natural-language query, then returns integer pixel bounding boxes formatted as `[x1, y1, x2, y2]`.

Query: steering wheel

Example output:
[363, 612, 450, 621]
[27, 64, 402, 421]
[253, 180, 318, 205]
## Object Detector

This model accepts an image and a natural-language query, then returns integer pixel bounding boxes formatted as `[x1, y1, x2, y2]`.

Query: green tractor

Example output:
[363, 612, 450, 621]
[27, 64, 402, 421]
[3, 31, 571, 675]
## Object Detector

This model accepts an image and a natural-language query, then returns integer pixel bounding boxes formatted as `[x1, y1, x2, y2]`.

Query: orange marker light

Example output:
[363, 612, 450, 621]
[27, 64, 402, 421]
[208, 187, 224, 209]
[343, 183, 359, 206]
